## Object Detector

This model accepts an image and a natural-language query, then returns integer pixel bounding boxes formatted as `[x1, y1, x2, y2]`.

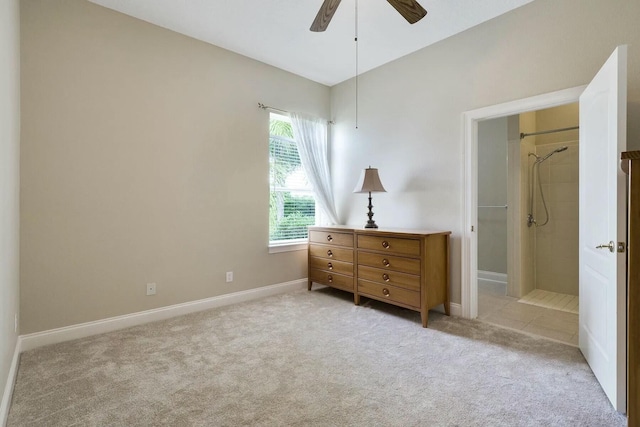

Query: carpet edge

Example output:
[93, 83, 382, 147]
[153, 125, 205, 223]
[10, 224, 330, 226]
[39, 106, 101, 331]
[19, 279, 307, 352]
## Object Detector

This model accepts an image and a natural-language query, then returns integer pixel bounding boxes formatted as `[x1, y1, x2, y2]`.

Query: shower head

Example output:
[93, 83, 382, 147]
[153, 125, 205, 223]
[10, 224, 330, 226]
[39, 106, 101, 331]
[538, 146, 568, 163]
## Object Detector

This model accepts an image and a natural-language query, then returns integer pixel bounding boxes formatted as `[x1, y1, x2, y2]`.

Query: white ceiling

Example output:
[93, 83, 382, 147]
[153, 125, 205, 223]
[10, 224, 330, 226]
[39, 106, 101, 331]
[88, 0, 535, 87]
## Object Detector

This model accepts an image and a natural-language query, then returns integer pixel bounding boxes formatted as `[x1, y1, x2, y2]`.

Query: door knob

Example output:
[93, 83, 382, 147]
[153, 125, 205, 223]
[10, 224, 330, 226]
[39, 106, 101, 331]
[595, 241, 615, 253]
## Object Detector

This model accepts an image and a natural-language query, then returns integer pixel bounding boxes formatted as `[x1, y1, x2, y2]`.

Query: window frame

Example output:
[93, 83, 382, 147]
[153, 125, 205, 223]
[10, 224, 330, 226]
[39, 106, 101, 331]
[268, 113, 318, 252]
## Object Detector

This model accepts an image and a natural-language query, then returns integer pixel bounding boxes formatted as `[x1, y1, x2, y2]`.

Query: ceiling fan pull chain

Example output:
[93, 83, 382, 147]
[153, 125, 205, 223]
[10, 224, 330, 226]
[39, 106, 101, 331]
[355, 0, 359, 129]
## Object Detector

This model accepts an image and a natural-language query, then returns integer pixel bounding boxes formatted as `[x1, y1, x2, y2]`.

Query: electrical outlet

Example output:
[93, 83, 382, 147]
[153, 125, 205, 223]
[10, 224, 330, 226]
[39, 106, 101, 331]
[226, 271, 233, 283]
[146, 283, 157, 296]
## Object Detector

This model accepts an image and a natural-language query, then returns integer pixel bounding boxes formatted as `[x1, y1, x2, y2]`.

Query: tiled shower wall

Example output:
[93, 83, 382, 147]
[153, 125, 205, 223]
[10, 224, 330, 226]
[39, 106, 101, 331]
[534, 140, 579, 296]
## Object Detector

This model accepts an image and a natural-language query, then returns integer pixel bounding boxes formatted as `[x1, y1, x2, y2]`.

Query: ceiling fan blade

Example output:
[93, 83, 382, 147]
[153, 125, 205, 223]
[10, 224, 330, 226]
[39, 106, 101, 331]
[386, 0, 427, 24]
[310, 0, 342, 32]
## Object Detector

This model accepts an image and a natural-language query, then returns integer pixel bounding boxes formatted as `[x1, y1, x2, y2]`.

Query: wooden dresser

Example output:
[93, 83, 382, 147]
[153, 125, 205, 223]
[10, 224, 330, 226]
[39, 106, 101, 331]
[308, 226, 451, 327]
[622, 151, 639, 426]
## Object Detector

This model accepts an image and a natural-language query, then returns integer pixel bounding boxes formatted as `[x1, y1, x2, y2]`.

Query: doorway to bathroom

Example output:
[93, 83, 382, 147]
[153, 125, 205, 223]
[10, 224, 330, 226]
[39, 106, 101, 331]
[462, 47, 628, 412]
[476, 103, 579, 346]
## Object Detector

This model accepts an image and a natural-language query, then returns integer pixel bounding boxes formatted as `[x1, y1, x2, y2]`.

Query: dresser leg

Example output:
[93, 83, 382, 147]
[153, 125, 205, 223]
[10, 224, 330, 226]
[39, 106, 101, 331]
[308, 280, 312, 291]
[354, 293, 360, 305]
[421, 309, 428, 328]
[444, 301, 450, 316]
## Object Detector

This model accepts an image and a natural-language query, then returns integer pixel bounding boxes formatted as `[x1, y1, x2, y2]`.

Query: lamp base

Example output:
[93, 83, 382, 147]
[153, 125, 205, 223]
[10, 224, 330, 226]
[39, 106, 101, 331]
[364, 192, 378, 229]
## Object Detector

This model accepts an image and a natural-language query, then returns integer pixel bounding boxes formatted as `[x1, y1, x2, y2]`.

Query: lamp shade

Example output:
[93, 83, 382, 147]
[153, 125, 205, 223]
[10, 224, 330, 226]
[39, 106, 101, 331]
[353, 167, 386, 193]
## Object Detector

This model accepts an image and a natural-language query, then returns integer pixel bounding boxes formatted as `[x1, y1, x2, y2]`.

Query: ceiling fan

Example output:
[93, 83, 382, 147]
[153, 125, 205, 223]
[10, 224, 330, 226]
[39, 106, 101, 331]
[310, 0, 427, 32]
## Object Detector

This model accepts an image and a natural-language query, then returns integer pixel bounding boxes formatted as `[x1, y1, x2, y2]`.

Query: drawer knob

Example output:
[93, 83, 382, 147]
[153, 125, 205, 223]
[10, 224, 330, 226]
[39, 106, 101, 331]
[382, 258, 390, 267]
[381, 240, 390, 249]
[327, 250, 333, 257]
[327, 262, 333, 270]
[327, 234, 333, 242]
[327, 274, 333, 283]
[382, 288, 390, 297]
[382, 273, 390, 282]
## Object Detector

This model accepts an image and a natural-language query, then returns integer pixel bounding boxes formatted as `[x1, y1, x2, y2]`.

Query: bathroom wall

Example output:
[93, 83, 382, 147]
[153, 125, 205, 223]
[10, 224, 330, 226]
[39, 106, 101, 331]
[477, 118, 508, 276]
[534, 104, 579, 295]
[516, 112, 537, 298]
[490, 105, 578, 299]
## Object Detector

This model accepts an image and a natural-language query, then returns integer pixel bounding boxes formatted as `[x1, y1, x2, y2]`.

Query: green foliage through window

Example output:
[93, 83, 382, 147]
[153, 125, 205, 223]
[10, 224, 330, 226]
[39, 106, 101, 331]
[269, 113, 315, 243]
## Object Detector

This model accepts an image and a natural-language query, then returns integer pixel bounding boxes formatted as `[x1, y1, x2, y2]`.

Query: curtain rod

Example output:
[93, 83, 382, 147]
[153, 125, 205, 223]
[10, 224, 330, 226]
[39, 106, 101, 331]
[258, 103, 288, 114]
[520, 125, 579, 140]
[258, 103, 334, 124]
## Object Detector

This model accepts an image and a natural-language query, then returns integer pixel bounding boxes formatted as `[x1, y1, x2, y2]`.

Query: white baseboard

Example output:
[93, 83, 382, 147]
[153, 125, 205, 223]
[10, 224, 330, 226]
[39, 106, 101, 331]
[17, 277, 461, 352]
[1, 338, 21, 427]
[433, 302, 462, 317]
[450, 302, 462, 317]
[478, 270, 507, 285]
[20, 279, 307, 352]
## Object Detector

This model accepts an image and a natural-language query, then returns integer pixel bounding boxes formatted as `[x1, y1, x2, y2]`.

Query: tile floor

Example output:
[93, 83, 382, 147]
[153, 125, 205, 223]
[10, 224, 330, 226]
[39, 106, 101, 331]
[518, 289, 579, 314]
[477, 279, 579, 346]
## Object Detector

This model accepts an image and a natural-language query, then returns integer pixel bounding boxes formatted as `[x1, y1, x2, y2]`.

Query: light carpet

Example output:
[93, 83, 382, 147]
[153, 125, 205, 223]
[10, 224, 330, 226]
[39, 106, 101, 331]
[7, 287, 625, 426]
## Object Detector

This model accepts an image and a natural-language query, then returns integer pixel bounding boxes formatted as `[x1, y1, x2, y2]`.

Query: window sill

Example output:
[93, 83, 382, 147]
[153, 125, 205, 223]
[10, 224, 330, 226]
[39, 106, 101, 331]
[269, 241, 308, 254]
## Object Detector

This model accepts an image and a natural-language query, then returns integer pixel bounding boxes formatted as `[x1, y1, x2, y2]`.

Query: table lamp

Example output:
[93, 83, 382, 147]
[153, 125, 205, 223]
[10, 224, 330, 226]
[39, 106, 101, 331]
[353, 166, 386, 228]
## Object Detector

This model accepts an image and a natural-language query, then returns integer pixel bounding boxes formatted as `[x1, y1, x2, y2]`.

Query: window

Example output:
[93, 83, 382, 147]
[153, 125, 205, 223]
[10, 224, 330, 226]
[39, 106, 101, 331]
[269, 113, 316, 247]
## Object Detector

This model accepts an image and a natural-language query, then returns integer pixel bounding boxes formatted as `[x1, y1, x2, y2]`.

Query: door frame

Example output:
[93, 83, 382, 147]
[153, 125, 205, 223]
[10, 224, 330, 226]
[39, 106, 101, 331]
[461, 85, 586, 319]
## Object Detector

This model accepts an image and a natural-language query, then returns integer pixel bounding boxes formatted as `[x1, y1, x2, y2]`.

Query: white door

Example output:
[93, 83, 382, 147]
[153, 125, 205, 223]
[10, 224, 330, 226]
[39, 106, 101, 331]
[579, 45, 627, 412]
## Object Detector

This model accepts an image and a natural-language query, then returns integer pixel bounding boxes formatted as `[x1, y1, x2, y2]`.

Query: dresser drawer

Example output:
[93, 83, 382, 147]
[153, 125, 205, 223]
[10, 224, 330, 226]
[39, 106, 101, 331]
[357, 235, 420, 256]
[309, 244, 353, 263]
[308, 226, 451, 328]
[357, 252, 420, 275]
[310, 269, 354, 291]
[357, 265, 420, 291]
[309, 257, 353, 276]
[357, 280, 420, 308]
[309, 230, 353, 248]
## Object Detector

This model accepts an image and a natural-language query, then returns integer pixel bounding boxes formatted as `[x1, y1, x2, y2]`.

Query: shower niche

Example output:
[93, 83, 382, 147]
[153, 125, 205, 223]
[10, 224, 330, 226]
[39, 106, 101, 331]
[478, 103, 579, 314]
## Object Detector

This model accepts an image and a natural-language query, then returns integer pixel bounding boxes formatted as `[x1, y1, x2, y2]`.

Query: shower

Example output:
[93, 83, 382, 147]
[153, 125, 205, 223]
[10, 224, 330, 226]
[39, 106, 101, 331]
[475, 108, 579, 325]
[527, 146, 568, 227]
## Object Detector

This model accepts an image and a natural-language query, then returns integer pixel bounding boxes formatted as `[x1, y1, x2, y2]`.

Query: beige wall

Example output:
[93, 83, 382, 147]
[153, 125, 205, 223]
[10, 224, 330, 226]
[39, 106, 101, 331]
[477, 118, 507, 275]
[506, 115, 529, 298]
[330, 0, 640, 304]
[0, 0, 21, 414]
[20, 0, 331, 334]
[18, 0, 640, 333]
[517, 113, 537, 298]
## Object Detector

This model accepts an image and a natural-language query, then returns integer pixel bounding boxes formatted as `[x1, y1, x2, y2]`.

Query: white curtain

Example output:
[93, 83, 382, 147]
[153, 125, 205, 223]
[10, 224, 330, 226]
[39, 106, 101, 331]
[290, 112, 339, 225]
